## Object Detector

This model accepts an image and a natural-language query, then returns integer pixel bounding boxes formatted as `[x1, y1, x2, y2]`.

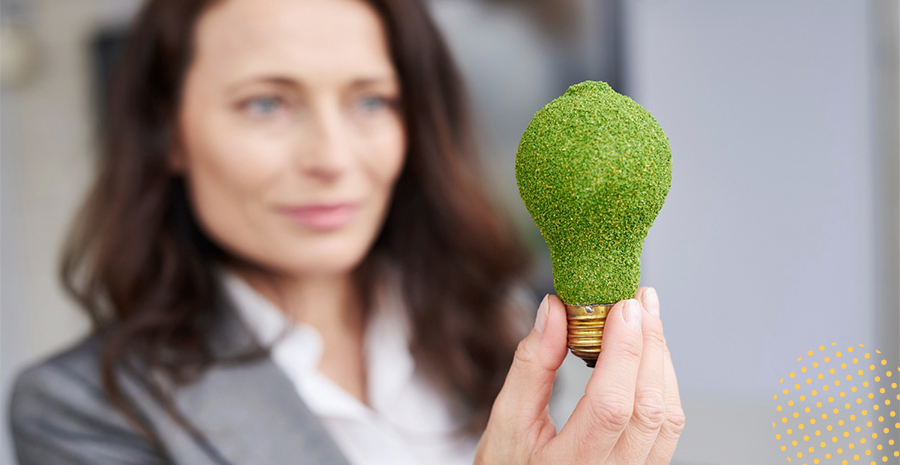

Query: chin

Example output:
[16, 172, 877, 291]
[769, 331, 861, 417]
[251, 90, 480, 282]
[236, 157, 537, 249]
[269, 242, 372, 276]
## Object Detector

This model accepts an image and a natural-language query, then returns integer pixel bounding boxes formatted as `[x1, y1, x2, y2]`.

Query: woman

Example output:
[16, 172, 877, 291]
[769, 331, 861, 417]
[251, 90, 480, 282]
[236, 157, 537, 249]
[9, 0, 684, 463]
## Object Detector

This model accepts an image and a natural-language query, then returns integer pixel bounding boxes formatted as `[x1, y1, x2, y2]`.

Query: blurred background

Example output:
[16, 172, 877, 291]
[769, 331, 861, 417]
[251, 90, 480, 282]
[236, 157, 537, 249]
[1, 0, 898, 464]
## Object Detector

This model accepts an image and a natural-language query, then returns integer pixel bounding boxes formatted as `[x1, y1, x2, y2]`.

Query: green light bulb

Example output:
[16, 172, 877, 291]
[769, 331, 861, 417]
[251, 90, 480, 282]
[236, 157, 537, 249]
[515, 80, 672, 366]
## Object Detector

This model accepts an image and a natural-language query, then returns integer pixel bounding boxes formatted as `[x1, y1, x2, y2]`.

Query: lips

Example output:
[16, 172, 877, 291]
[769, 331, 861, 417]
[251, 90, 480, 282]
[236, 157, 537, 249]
[279, 202, 358, 231]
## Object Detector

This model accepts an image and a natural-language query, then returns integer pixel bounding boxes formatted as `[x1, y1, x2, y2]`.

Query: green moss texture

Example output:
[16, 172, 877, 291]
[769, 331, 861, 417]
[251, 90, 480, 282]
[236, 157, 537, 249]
[515, 81, 672, 305]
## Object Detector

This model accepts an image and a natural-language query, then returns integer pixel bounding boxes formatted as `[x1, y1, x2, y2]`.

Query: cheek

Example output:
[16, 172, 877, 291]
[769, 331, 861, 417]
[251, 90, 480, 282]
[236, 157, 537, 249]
[333, 119, 406, 265]
[363, 119, 407, 196]
[189, 136, 285, 200]
[179, 111, 292, 261]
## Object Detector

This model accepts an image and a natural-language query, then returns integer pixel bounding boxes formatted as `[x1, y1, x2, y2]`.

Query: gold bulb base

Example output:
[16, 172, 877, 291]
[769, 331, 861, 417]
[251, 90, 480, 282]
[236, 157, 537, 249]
[565, 303, 614, 368]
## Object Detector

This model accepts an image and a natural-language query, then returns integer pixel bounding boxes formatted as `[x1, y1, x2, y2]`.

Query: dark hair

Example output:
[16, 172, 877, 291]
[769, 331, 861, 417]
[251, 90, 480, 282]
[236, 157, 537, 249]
[62, 0, 531, 444]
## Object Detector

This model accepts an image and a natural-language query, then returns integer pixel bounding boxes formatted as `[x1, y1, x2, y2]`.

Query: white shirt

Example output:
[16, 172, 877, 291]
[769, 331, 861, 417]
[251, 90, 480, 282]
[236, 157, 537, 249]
[220, 268, 478, 465]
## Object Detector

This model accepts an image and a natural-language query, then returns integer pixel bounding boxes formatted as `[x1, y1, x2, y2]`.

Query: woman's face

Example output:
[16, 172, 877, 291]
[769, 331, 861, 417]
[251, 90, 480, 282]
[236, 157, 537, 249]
[176, 0, 406, 276]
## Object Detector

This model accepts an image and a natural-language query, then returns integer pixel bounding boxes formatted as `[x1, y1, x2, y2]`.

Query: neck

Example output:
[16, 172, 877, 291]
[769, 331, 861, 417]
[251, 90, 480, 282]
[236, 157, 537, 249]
[230, 264, 371, 405]
[232, 266, 365, 338]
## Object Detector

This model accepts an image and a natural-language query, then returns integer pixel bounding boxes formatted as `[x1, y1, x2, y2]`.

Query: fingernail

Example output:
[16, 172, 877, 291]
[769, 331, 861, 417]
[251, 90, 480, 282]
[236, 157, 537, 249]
[623, 299, 642, 330]
[646, 287, 660, 317]
[534, 294, 549, 334]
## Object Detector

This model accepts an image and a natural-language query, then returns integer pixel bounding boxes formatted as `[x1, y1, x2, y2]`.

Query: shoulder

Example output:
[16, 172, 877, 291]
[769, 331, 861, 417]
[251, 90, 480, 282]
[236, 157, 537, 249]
[10, 332, 108, 413]
[9, 334, 168, 464]
[10, 333, 106, 421]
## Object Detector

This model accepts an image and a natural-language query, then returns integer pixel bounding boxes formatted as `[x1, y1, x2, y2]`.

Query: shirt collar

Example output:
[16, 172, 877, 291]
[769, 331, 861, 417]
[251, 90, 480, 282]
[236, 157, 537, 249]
[218, 264, 464, 432]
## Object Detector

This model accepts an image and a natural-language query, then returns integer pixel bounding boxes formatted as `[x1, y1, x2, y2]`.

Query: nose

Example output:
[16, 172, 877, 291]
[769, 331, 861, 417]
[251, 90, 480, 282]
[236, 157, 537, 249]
[295, 100, 353, 181]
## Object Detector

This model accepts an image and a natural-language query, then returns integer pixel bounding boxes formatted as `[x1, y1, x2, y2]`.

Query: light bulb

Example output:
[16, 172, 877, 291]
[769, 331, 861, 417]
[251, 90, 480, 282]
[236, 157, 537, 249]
[515, 81, 672, 367]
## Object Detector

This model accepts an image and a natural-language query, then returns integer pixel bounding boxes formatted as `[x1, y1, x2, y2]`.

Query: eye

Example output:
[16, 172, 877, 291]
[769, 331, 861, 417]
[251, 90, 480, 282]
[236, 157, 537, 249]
[355, 95, 392, 113]
[242, 96, 286, 117]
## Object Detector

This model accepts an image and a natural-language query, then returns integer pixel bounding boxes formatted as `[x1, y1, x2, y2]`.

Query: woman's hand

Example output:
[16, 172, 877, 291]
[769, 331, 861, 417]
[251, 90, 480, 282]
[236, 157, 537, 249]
[475, 287, 684, 464]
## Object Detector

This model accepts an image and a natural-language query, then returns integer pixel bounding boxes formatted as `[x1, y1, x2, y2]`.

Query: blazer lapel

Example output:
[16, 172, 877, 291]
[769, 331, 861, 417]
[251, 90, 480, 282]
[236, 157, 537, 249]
[170, 297, 351, 465]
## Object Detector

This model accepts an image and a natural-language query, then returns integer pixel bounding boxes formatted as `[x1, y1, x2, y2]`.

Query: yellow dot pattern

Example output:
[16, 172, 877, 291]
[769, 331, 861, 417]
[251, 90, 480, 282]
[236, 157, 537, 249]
[774, 344, 899, 463]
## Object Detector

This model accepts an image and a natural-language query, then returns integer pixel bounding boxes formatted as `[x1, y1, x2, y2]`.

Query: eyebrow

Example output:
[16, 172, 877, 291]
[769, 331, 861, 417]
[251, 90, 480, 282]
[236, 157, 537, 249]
[348, 76, 399, 89]
[226, 75, 399, 93]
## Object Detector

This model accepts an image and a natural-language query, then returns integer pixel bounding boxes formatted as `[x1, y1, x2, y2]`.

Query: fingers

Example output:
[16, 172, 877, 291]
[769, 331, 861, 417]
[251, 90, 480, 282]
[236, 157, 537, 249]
[645, 312, 686, 464]
[493, 294, 569, 431]
[554, 298, 643, 461]
[639, 285, 660, 317]
[611, 287, 667, 463]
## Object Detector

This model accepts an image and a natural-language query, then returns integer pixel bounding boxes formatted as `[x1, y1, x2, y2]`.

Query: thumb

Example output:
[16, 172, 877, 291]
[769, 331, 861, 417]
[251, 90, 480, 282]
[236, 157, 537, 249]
[494, 294, 569, 425]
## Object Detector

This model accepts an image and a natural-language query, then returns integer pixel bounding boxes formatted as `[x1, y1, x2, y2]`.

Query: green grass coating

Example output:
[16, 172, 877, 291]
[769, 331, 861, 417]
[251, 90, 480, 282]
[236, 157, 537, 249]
[515, 81, 672, 305]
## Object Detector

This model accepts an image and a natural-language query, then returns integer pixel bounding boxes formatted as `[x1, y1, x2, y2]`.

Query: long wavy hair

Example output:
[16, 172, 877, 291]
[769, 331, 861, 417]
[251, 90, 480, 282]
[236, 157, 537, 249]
[62, 0, 531, 444]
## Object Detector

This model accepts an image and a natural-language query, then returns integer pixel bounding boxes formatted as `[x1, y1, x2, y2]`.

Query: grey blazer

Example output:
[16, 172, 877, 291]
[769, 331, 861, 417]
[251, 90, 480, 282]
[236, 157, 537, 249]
[8, 298, 352, 465]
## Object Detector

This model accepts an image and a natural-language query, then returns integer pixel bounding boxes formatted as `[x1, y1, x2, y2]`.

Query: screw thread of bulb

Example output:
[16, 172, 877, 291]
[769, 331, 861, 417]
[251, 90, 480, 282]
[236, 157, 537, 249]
[565, 303, 614, 367]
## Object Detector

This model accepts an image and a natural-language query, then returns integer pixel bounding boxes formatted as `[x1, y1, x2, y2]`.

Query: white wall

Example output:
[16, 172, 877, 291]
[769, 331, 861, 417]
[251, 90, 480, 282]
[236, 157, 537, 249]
[0, 1, 142, 462]
[623, 1, 899, 463]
